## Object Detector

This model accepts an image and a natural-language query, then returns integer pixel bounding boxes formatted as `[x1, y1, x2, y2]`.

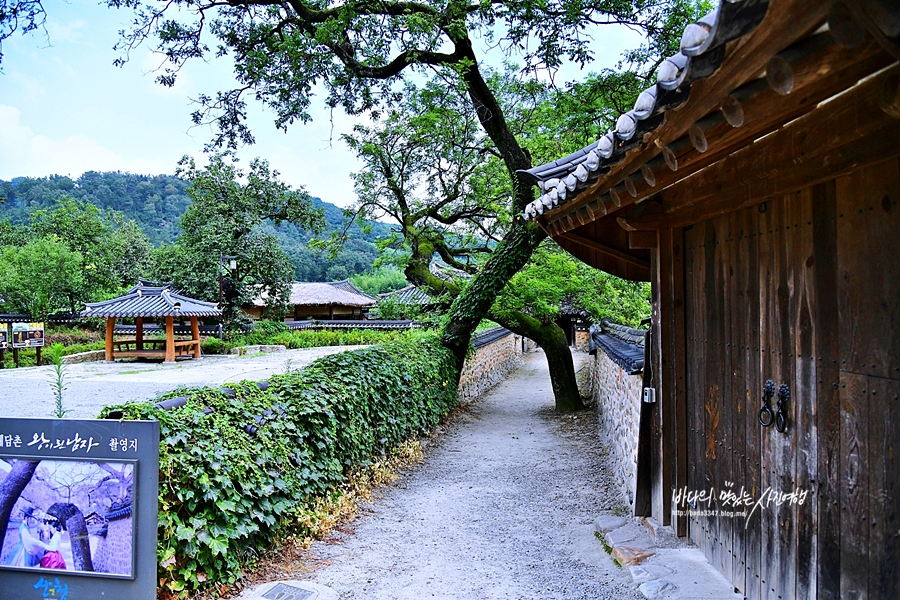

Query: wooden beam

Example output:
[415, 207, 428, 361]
[105, 317, 115, 362]
[661, 65, 900, 228]
[545, 19, 891, 227]
[165, 316, 175, 363]
[669, 227, 688, 537]
[557, 232, 651, 270]
[630, 230, 659, 249]
[190, 316, 201, 359]
[135, 316, 144, 351]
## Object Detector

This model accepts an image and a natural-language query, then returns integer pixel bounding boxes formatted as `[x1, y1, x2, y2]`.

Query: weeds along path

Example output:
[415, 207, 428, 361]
[299, 350, 641, 600]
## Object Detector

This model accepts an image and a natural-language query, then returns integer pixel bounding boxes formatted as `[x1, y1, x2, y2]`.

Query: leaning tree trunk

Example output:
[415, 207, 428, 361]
[0, 459, 39, 539]
[491, 310, 584, 412]
[441, 219, 545, 370]
[47, 502, 93, 571]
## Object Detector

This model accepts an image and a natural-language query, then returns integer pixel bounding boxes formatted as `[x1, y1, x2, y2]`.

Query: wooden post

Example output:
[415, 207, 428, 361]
[35, 347, 41, 366]
[13, 347, 19, 368]
[165, 316, 175, 363]
[105, 317, 115, 362]
[190, 316, 201, 358]
[135, 317, 144, 351]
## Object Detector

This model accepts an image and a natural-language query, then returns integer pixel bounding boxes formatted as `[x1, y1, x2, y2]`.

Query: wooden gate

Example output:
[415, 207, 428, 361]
[682, 158, 900, 599]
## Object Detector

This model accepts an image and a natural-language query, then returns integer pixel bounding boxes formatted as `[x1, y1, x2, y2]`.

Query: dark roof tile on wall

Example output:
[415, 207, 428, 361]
[589, 319, 648, 374]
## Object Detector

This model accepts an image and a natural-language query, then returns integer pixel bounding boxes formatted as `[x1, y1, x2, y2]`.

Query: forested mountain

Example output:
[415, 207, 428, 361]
[0, 171, 393, 281]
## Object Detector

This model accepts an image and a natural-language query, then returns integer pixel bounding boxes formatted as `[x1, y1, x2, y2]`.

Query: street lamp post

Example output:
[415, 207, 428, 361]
[218, 253, 237, 339]
[218, 252, 237, 307]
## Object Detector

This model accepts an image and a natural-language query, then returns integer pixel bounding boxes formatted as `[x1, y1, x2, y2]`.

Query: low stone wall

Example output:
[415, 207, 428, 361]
[61, 350, 105, 364]
[591, 347, 643, 512]
[457, 329, 525, 403]
[229, 344, 287, 356]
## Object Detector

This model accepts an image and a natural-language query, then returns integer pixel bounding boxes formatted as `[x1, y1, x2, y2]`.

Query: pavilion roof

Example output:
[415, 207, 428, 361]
[81, 282, 222, 318]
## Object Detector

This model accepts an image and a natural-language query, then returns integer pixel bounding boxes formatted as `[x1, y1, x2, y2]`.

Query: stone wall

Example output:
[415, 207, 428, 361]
[591, 347, 643, 512]
[574, 329, 590, 352]
[103, 516, 133, 576]
[457, 329, 525, 403]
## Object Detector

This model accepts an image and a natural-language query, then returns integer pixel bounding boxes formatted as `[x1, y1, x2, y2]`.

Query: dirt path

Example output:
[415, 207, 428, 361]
[297, 350, 642, 600]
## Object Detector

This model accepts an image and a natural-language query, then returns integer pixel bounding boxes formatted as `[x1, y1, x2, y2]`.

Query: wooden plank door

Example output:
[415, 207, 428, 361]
[683, 190, 817, 599]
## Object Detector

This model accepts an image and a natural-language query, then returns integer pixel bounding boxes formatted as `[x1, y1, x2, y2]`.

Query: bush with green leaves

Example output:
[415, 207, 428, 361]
[99, 333, 458, 596]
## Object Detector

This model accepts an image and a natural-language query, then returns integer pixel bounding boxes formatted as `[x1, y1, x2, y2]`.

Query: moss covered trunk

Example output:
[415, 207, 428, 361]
[491, 310, 584, 412]
[440, 219, 543, 366]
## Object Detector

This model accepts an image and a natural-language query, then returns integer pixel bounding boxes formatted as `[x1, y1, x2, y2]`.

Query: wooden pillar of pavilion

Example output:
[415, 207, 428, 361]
[190, 317, 201, 358]
[105, 317, 115, 362]
[135, 317, 144, 350]
[165, 316, 175, 362]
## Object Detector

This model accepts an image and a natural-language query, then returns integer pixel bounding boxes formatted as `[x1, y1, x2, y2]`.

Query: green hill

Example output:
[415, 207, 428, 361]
[0, 171, 393, 282]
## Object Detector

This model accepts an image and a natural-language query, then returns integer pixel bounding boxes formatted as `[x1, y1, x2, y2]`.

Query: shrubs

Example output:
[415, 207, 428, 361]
[222, 325, 410, 353]
[200, 336, 226, 355]
[99, 333, 458, 597]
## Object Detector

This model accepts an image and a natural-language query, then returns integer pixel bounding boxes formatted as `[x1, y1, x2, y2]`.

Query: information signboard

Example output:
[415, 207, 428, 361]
[0, 326, 8, 350]
[0, 418, 159, 600]
[12, 322, 45, 348]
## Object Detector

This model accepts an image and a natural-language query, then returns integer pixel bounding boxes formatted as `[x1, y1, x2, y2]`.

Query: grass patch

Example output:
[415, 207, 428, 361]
[594, 530, 622, 568]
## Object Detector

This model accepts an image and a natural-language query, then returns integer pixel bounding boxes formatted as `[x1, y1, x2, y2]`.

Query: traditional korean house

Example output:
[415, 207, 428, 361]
[247, 281, 377, 321]
[521, 1, 899, 598]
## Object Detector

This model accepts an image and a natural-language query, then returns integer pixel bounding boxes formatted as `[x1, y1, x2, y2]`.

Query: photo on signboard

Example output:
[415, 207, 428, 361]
[0, 457, 136, 579]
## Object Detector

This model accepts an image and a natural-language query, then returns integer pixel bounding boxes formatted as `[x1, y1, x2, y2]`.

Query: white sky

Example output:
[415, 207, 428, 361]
[0, 3, 644, 208]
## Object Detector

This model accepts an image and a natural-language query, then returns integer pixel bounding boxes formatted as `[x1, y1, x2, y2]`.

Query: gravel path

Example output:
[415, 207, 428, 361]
[299, 350, 643, 600]
[0, 346, 366, 419]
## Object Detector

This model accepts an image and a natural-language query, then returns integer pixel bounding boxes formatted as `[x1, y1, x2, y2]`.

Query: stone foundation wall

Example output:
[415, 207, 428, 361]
[457, 330, 525, 403]
[591, 348, 643, 512]
[574, 330, 589, 352]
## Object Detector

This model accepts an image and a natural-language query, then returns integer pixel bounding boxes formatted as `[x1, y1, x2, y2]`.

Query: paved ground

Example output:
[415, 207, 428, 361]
[0, 346, 365, 418]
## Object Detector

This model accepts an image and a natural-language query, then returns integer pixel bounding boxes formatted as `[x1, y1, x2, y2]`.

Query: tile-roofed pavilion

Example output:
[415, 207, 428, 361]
[81, 281, 221, 362]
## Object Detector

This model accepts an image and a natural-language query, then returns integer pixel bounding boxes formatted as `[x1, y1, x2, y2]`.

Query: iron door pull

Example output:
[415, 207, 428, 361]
[759, 379, 775, 427]
[775, 384, 789, 433]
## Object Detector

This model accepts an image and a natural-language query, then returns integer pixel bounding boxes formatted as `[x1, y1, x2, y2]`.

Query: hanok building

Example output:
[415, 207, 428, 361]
[81, 281, 221, 362]
[247, 280, 377, 321]
[522, 1, 899, 598]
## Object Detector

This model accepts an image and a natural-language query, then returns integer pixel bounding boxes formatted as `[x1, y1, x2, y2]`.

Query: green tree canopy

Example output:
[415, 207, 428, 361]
[106, 0, 703, 374]
[494, 241, 651, 328]
[0, 238, 83, 319]
[150, 154, 325, 324]
[29, 197, 153, 307]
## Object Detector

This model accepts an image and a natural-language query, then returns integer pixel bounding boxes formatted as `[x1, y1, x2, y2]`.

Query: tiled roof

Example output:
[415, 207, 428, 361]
[589, 319, 647, 374]
[328, 279, 378, 301]
[376, 263, 470, 306]
[378, 284, 436, 305]
[81, 282, 222, 318]
[473, 326, 514, 348]
[520, 0, 772, 222]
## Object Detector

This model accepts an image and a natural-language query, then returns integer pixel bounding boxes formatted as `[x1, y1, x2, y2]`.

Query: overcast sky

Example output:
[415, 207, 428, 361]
[0, 3, 643, 208]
